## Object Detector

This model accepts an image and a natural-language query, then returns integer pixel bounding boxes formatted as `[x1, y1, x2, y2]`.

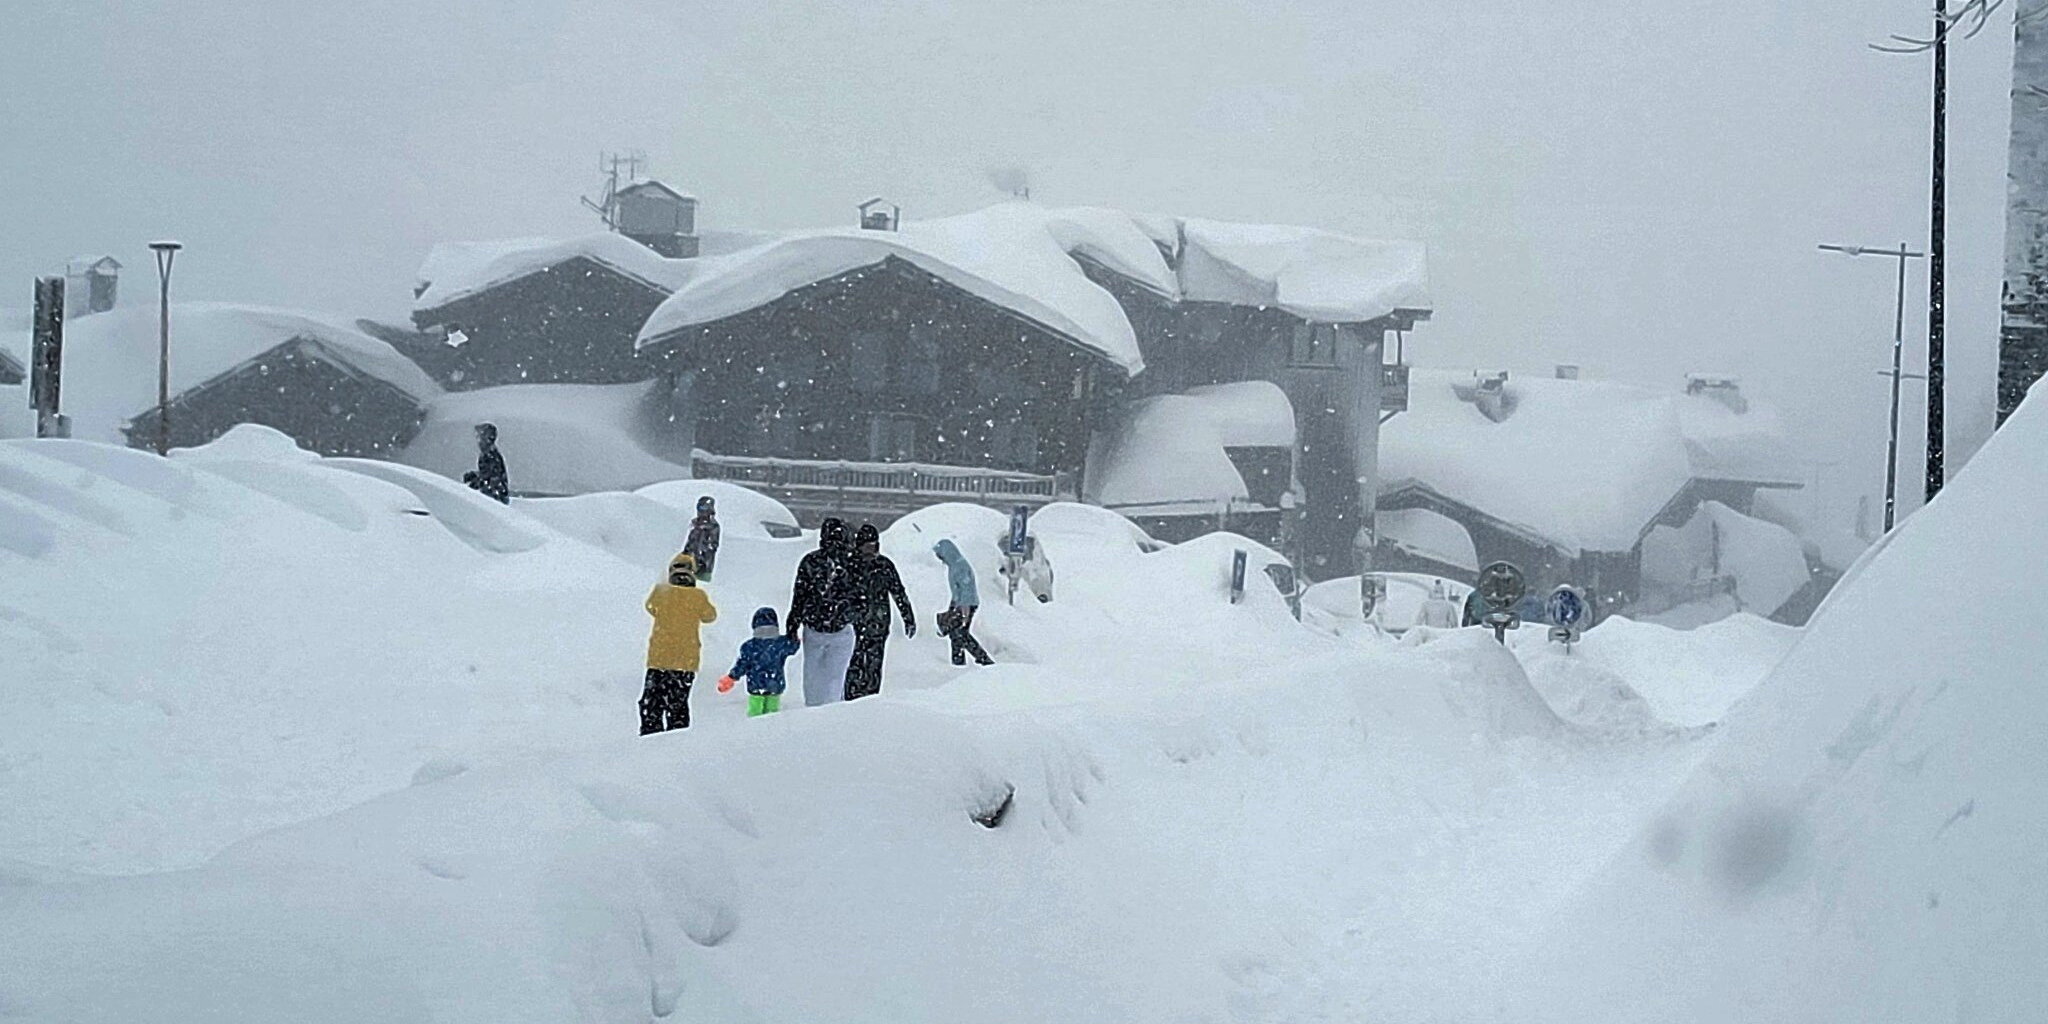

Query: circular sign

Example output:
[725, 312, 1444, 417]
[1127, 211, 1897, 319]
[1545, 584, 1590, 629]
[1477, 561, 1526, 610]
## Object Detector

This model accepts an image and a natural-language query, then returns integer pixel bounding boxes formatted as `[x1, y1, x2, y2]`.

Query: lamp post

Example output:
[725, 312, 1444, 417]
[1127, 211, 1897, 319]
[148, 241, 182, 456]
[1819, 242, 1927, 532]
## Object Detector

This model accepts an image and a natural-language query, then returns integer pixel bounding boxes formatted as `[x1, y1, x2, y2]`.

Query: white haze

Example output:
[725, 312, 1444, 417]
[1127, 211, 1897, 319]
[0, 0, 2014, 528]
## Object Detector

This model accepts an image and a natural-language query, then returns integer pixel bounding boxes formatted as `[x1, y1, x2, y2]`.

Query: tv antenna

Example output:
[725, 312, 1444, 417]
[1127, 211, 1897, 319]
[581, 151, 647, 231]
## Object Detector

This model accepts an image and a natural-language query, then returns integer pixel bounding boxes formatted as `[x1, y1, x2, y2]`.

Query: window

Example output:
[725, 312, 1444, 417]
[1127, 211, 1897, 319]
[868, 413, 922, 462]
[902, 324, 941, 394]
[990, 418, 1040, 468]
[847, 330, 890, 393]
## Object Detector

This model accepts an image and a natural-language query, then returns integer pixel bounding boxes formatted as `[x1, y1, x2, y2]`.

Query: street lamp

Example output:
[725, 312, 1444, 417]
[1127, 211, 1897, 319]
[147, 241, 182, 456]
[1819, 242, 1927, 532]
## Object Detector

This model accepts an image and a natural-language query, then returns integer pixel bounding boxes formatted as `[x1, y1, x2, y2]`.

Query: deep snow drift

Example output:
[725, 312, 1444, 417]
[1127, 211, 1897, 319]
[7, 412, 1983, 1022]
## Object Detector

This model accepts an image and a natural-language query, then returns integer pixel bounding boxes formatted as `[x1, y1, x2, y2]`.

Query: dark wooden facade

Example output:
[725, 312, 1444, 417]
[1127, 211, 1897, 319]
[645, 257, 1128, 484]
[123, 339, 428, 457]
[411, 257, 669, 390]
[1087, 260, 1408, 580]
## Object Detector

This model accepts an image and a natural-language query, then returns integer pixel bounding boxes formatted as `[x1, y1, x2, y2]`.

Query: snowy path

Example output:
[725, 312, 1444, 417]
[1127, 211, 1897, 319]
[0, 433, 1784, 1022]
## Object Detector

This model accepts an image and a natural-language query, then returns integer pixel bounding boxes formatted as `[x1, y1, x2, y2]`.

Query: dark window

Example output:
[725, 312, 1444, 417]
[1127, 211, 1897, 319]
[848, 330, 890, 392]
[868, 413, 922, 461]
[1289, 323, 1340, 368]
[902, 325, 941, 394]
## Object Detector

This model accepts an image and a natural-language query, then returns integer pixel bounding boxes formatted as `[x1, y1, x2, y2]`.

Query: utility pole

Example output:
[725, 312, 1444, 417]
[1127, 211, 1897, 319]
[1820, 242, 1927, 532]
[148, 241, 182, 456]
[1873, 0, 2008, 502]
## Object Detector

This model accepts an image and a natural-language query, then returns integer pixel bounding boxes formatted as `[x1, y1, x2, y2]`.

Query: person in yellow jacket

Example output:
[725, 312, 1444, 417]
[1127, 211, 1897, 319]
[642, 552, 718, 734]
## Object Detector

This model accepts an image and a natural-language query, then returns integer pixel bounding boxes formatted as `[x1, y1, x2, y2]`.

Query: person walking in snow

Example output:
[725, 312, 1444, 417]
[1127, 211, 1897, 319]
[1416, 579, 1462, 630]
[787, 517, 861, 707]
[684, 496, 721, 580]
[717, 607, 800, 718]
[845, 522, 915, 701]
[1460, 586, 1487, 628]
[463, 422, 510, 504]
[933, 539, 993, 666]
[642, 553, 718, 734]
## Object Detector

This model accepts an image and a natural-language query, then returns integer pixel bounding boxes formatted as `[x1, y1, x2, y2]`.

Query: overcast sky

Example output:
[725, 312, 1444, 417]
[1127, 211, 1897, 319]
[1, 0, 2016, 529]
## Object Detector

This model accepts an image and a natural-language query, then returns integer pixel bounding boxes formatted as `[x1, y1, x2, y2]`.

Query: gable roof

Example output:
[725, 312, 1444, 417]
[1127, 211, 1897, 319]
[411, 229, 772, 317]
[0, 303, 440, 445]
[616, 179, 694, 203]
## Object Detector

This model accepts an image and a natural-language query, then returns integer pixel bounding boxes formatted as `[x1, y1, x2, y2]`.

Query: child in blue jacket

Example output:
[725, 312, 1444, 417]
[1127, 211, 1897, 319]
[717, 607, 801, 717]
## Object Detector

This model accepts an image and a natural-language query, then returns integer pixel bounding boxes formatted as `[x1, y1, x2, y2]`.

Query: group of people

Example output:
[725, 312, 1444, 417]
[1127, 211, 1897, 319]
[637, 505, 995, 736]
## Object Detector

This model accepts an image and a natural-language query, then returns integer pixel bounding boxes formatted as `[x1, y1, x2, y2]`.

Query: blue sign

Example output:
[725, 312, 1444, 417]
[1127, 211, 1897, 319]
[1545, 585, 1590, 629]
[1007, 505, 1031, 555]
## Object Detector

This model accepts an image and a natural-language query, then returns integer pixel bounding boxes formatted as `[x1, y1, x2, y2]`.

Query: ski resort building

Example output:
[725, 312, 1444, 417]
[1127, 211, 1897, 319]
[635, 202, 1430, 575]
[0, 304, 441, 457]
[1376, 368, 1808, 618]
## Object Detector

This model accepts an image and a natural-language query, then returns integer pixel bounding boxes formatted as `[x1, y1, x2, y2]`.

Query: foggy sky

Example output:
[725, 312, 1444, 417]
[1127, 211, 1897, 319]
[1, 0, 2015, 530]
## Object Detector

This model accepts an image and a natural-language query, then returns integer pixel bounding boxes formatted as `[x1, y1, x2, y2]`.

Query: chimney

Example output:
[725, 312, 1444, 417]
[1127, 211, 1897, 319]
[63, 256, 121, 318]
[1555, 363, 1580, 380]
[615, 180, 700, 258]
[1451, 371, 1514, 423]
[1686, 373, 1748, 414]
[858, 197, 901, 231]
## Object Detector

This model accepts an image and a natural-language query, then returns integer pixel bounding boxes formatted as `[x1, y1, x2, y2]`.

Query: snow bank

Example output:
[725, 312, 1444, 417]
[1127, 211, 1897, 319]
[0, 303, 439, 445]
[398, 380, 690, 495]
[1641, 499, 1811, 616]
[1508, 385, 2048, 1022]
[1377, 506, 1478, 572]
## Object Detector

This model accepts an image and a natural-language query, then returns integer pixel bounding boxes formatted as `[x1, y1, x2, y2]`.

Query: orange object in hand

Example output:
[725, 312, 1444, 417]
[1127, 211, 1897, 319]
[716, 675, 736, 694]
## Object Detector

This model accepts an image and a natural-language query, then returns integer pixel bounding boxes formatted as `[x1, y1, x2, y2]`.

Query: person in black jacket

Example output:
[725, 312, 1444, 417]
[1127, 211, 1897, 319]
[787, 517, 861, 707]
[462, 422, 510, 504]
[844, 522, 915, 701]
[683, 496, 721, 579]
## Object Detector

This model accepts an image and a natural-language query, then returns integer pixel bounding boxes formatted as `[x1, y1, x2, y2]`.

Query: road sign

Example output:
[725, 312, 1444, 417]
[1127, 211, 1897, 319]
[1545, 585, 1590, 648]
[1230, 549, 1248, 605]
[1006, 505, 1030, 555]
[1476, 561, 1526, 610]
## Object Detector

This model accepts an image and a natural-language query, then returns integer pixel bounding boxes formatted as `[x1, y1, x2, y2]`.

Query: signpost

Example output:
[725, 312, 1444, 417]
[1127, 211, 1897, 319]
[1230, 549, 1248, 605]
[1476, 560, 1526, 644]
[1545, 584, 1591, 649]
[30, 277, 67, 438]
[1004, 504, 1030, 605]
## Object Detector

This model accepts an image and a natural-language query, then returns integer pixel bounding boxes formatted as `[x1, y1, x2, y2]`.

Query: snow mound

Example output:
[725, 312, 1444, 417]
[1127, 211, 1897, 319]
[633, 479, 800, 540]
[398, 381, 691, 495]
[1641, 500, 1811, 616]
[1510, 385, 2048, 1022]
[1088, 381, 1294, 510]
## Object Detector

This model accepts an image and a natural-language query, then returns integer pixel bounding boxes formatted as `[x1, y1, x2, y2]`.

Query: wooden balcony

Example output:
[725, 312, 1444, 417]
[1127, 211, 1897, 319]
[689, 450, 1074, 526]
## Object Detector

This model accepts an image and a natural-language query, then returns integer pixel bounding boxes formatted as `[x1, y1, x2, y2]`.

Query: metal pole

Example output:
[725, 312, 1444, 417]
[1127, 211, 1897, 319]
[1926, 0, 1949, 502]
[149, 241, 182, 456]
[1885, 242, 1908, 531]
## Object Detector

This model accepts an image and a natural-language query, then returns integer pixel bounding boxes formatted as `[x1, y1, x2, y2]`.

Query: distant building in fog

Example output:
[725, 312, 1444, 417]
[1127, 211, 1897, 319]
[65, 256, 120, 319]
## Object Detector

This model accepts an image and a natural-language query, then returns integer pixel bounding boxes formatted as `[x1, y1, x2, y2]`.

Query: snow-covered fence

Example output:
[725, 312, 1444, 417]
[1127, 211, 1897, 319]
[689, 450, 1073, 524]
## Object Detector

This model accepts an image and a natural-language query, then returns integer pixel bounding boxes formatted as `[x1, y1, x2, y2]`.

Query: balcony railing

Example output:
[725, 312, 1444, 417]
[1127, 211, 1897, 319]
[689, 451, 1073, 510]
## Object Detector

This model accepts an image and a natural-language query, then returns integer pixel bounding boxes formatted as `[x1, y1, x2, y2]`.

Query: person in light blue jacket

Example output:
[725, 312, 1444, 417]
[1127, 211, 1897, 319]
[933, 539, 992, 666]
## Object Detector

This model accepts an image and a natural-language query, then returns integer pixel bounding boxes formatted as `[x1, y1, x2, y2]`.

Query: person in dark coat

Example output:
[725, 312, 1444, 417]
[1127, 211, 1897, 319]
[845, 522, 915, 701]
[462, 422, 510, 504]
[684, 496, 721, 579]
[787, 517, 861, 706]
[934, 539, 993, 666]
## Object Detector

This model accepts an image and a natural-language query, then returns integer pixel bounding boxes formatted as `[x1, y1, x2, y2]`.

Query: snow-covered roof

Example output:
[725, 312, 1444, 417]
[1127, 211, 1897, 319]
[1379, 370, 1698, 556]
[398, 380, 690, 495]
[1378, 506, 1479, 572]
[65, 255, 121, 274]
[639, 203, 1176, 373]
[638, 203, 1431, 375]
[0, 303, 441, 445]
[1676, 391, 1804, 487]
[1170, 218, 1430, 323]
[410, 229, 772, 315]
[0, 345, 22, 385]
[1087, 381, 1294, 510]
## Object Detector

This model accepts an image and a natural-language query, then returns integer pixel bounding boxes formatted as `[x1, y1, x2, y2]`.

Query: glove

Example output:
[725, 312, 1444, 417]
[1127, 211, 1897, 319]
[904, 618, 917, 638]
[716, 675, 736, 694]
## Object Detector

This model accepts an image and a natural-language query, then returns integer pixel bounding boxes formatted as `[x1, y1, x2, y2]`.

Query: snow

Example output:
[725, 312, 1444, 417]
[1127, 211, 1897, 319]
[1676, 389, 1804, 487]
[1174, 217, 1431, 323]
[1377, 505, 1479, 571]
[1499, 382, 2048, 1022]
[411, 231, 762, 314]
[398, 381, 690, 495]
[1087, 381, 1293, 510]
[1641, 499, 1812, 616]
[0, 302, 440, 445]
[639, 202, 1167, 373]
[18, 382, 2032, 1022]
[633, 479, 800, 539]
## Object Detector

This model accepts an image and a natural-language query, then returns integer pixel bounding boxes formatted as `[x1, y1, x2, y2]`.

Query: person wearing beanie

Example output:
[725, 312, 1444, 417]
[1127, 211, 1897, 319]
[683, 495, 721, 580]
[641, 552, 717, 734]
[786, 517, 861, 707]
[717, 607, 801, 717]
[845, 521, 915, 701]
